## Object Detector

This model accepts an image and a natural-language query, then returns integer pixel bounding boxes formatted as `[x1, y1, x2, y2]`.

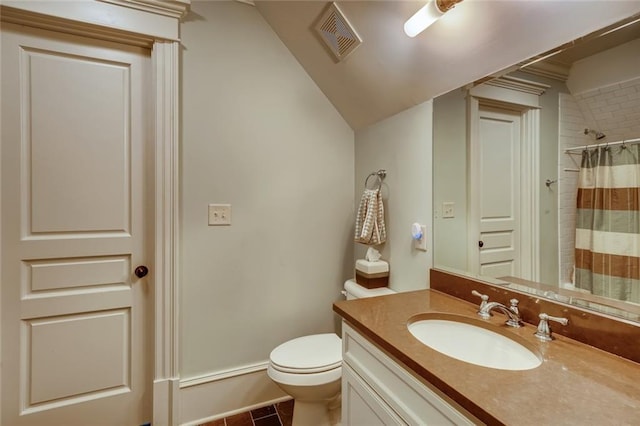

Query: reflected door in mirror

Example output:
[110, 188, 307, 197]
[475, 107, 522, 278]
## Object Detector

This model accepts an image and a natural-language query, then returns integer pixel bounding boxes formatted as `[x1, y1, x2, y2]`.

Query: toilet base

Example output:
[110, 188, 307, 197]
[292, 393, 341, 426]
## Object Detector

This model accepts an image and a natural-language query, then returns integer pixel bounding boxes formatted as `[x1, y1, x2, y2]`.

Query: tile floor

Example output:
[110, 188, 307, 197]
[199, 399, 294, 426]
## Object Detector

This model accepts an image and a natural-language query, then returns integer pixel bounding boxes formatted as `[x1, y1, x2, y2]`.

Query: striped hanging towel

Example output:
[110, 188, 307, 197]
[355, 188, 386, 245]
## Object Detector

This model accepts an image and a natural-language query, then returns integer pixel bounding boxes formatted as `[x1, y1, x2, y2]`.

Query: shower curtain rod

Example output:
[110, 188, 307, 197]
[564, 137, 640, 154]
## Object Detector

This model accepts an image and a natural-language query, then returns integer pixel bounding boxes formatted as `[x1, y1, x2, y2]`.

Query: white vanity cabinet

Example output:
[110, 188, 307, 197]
[341, 321, 479, 425]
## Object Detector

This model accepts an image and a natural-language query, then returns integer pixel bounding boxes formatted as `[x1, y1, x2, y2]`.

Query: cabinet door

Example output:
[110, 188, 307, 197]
[343, 365, 406, 426]
[342, 322, 478, 425]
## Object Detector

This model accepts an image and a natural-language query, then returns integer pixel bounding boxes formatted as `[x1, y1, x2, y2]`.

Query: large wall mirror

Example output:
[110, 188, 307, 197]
[433, 13, 640, 322]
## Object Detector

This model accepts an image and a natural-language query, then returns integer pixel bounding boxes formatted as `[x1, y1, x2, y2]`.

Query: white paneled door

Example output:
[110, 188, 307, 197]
[1, 23, 152, 425]
[476, 107, 522, 278]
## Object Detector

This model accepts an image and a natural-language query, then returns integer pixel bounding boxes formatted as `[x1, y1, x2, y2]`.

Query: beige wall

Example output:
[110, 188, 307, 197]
[433, 88, 468, 271]
[180, 1, 354, 379]
[354, 101, 433, 292]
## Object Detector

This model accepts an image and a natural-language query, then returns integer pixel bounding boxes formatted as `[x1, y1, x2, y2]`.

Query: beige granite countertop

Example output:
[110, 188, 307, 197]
[333, 289, 640, 426]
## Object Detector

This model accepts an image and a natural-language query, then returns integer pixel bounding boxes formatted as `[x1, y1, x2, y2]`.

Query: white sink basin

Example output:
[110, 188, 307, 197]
[407, 314, 542, 371]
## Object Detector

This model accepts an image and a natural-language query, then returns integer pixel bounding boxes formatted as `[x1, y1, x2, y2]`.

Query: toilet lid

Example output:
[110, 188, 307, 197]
[270, 333, 342, 374]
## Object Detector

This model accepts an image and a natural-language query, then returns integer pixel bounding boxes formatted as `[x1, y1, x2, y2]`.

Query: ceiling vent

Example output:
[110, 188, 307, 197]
[315, 3, 362, 62]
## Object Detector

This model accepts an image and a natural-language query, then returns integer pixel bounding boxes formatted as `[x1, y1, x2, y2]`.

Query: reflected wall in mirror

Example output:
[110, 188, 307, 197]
[433, 14, 640, 322]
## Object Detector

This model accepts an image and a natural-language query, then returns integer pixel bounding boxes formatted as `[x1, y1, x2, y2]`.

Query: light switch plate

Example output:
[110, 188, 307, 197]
[208, 204, 231, 226]
[442, 202, 455, 218]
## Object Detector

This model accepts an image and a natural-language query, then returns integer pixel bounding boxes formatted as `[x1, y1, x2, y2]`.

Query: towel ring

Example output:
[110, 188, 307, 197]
[364, 169, 386, 190]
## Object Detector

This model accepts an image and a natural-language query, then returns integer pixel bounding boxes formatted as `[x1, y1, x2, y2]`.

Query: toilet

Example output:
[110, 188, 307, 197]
[267, 279, 395, 426]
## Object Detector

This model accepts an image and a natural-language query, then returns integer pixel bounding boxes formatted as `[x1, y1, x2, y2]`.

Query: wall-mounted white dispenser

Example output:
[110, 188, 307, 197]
[411, 222, 427, 251]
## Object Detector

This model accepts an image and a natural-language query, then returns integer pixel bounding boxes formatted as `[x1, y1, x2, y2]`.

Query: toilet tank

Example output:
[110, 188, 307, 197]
[343, 279, 395, 300]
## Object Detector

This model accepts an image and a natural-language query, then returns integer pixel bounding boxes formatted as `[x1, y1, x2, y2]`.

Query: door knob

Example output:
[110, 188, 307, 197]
[478, 241, 484, 248]
[134, 265, 149, 278]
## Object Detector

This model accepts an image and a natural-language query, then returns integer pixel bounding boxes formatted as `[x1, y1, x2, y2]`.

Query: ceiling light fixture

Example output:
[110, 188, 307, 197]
[404, 0, 463, 37]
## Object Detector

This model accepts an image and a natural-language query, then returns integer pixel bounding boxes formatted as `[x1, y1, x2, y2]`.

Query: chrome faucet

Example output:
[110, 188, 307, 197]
[472, 291, 523, 328]
[534, 313, 568, 341]
[480, 301, 523, 328]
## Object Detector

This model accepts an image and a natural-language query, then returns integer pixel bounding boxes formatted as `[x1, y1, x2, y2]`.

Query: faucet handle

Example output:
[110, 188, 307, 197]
[545, 313, 569, 326]
[534, 313, 569, 341]
[471, 290, 489, 307]
[472, 290, 490, 318]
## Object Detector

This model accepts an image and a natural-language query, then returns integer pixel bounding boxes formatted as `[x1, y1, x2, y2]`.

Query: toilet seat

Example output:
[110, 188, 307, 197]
[267, 363, 342, 387]
[269, 333, 341, 374]
[268, 334, 342, 386]
[271, 361, 342, 374]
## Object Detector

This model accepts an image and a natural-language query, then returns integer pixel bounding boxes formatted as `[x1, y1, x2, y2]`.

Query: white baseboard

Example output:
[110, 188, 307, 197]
[178, 361, 289, 426]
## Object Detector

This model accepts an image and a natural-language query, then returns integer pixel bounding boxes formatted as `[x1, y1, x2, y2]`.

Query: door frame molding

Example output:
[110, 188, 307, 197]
[466, 76, 547, 281]
[0, 2, 188, 425]
[152, 40, 182, 426]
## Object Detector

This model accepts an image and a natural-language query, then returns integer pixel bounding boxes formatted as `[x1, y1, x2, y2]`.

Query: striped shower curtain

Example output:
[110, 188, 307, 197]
[574, 145, 640, 303]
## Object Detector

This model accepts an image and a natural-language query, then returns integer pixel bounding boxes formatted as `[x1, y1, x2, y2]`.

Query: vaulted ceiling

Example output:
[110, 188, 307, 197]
[254, 1, 640, 130]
